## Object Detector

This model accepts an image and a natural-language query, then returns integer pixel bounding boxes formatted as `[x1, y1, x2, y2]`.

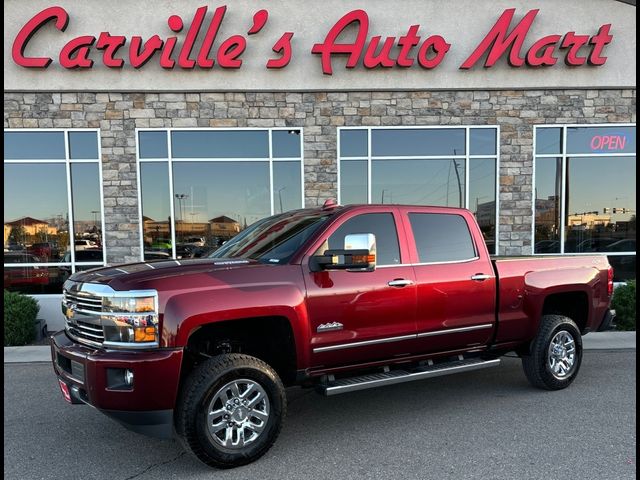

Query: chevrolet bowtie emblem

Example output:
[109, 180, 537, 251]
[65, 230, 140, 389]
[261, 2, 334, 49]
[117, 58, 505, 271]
[66, 303, 77, 319]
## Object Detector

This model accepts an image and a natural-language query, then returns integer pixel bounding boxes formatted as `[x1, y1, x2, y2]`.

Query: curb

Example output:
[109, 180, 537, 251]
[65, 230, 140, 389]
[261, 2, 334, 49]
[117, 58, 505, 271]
[582, 331, 636, 350]
[3, 332, 635, 364]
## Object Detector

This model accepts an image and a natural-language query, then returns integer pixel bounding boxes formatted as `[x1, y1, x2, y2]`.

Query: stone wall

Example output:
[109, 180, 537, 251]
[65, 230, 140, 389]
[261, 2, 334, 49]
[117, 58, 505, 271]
[4, 89, 636, 262]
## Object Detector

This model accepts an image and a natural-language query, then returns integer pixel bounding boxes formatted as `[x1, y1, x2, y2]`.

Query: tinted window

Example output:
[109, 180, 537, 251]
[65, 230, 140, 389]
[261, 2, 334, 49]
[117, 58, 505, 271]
[273, 161, 302, 213]
[71, 163, 103, 255]
[171, 130, 269, 158]
[564, 156, 635, 253]
[340, 160, 368, 205]
[536, 128, 562, 154]
[340, 130, 368, 157]
[139, 131, 168, 158]
[469, 128, 497, 155]
[409, 213, 476, 263]
[371, 129, 465, 156]
[172, 161, 270, 228]
[272, 130, 301, 158]
[324, 213, 401, 265]
[140, 162, 172, 259]
[534, 157, 562, 253]
[371, 159, 465, 206]
[4, 163, 70, 262]
[469, 158, 497, 254]
[4, 132, 66, 160]
[68, 131, 99, 159]
[567, 126, 635, 155]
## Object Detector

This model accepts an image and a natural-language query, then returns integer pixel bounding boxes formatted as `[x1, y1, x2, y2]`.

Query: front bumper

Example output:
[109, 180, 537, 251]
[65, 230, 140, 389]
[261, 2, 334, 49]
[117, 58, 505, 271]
[51, 330, 183, 438]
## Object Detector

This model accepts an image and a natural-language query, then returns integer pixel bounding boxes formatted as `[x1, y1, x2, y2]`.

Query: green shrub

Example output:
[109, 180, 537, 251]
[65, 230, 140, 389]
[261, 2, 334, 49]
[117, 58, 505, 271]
[611, 280, 636, 331]
[4, 290, 40, 346]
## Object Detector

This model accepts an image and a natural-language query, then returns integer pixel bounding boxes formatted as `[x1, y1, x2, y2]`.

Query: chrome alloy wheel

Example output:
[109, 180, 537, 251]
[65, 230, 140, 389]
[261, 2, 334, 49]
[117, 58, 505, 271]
[207, 379, 270, 449]
[547, 330, 577, 379]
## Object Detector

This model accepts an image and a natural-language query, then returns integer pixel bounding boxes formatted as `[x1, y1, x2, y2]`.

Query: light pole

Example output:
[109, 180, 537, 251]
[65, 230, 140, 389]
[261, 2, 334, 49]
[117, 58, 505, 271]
[452, 160, 463, 207]
[174, 193, 188, 237]
[276, 187, 286, 213]
[91, 210, 100, 230]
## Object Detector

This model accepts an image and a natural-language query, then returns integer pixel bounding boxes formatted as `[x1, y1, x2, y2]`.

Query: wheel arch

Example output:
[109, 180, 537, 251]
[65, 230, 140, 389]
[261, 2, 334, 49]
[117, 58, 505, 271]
[181, 316, 298, 386]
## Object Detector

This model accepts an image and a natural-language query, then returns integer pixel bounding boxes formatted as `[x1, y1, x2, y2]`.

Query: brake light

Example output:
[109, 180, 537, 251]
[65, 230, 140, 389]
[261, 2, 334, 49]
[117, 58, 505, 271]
[607, 265, 614, 297]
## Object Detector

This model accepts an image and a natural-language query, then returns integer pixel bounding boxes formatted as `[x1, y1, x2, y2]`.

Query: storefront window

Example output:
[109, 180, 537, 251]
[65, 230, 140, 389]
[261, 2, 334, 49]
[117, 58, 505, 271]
[137, 128, 304, 260]
[3, 129, 105, 294]
[338, 126, 499, 254]
[534, 125, 636, 281]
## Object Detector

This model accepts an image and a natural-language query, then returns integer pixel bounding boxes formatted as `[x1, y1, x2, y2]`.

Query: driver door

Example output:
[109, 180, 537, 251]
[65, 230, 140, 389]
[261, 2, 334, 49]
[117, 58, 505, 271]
[303, 209, 418, 369]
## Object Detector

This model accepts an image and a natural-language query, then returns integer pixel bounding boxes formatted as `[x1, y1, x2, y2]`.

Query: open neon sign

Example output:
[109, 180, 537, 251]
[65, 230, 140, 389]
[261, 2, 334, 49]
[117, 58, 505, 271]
[590, 134, 628, 151]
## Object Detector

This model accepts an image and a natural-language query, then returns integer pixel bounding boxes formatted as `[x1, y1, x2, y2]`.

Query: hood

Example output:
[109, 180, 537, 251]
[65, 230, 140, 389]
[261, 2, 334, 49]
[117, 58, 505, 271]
[69, 258, 266, 291]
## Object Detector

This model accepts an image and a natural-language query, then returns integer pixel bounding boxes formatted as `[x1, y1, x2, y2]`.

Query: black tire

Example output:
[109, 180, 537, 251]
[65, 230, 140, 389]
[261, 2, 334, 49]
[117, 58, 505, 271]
[175, 354, 286, 468]
[522, 314, 583, 390]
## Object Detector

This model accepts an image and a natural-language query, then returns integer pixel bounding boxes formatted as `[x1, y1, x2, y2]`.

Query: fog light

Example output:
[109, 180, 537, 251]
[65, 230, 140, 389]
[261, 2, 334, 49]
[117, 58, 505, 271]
[124, 369, 134, 386]
[106, 368, 134, 390]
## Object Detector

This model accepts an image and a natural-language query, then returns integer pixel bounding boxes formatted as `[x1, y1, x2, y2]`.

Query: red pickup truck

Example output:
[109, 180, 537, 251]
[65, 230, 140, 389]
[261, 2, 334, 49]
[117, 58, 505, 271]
[51, 203, 615, 468]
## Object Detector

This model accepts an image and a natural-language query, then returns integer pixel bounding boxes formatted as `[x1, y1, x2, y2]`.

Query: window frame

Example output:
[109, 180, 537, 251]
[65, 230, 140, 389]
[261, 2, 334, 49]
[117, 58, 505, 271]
[533, 123, 636, 257]
[3, 128, 106, 274]
[135, 127, 305, 260]
[337, 125, 500, 255]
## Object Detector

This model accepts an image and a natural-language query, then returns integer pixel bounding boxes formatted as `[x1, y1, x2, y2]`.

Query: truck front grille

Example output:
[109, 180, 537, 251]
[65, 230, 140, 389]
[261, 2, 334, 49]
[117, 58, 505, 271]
[63, 291, 103, 313]
[63, 287, 105, 347]
[66, 319, 105, 345]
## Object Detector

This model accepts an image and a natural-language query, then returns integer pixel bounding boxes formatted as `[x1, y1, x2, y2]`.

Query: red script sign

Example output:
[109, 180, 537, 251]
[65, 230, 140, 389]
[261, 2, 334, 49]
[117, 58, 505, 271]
[11, 6, 613, 73]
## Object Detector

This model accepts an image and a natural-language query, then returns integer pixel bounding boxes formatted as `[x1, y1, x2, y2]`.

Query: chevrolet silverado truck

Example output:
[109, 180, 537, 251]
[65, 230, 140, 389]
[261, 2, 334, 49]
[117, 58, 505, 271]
[52, 202, 616, 468]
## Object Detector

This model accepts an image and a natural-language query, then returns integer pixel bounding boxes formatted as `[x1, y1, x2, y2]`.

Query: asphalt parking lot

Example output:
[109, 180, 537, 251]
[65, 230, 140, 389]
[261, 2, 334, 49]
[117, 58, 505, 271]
[4, 351, 636, 480]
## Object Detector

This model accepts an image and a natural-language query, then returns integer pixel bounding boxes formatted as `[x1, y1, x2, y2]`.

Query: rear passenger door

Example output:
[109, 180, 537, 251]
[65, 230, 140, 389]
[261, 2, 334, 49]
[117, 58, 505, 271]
[403, 210, 496, 353]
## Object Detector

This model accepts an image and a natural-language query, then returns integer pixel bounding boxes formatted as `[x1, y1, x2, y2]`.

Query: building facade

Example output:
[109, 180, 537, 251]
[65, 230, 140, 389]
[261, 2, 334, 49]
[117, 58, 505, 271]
[3, 0, 636, 328]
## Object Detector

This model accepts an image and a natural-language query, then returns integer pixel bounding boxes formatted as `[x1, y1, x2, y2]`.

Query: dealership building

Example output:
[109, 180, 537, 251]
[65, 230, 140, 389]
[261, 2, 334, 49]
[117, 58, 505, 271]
[3, 0, 636, 329]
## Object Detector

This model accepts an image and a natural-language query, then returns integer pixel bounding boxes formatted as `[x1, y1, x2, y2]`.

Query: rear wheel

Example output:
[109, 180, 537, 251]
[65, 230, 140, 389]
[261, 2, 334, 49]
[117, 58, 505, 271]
[522, 314, 583, 390]
[176, 354, 286, 468]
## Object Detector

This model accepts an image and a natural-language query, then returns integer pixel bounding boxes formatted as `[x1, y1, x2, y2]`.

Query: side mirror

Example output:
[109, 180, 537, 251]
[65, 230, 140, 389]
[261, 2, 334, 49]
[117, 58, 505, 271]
[311, 233, 377, 272]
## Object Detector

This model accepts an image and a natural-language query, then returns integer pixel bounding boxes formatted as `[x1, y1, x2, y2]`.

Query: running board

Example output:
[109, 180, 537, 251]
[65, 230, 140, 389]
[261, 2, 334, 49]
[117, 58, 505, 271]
[318, 358, 500, 396]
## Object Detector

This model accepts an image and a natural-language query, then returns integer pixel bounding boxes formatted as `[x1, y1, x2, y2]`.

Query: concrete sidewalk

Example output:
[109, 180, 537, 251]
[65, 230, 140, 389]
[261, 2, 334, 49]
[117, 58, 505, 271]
[3, 331, 635, 363]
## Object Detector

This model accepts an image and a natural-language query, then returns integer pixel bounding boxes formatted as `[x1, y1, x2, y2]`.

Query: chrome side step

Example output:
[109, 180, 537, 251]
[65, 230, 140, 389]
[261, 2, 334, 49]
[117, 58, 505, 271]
[318, 358, 500, 396]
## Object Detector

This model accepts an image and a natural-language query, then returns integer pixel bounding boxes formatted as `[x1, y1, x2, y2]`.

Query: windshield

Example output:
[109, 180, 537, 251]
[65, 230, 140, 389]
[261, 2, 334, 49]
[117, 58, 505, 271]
[209, 210, 331, 263]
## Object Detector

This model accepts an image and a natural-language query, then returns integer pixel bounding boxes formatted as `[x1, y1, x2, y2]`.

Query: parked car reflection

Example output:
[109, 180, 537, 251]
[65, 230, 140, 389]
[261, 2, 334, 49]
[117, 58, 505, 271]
[27, 242, 60, 261]
[144, 251, 171, 261]
[59, 249, 105, 282]
[534, 240, 560, 253]
[603, 239, 636, 252]
[3, 252, 50, 289]
[607, 254, 636, 282]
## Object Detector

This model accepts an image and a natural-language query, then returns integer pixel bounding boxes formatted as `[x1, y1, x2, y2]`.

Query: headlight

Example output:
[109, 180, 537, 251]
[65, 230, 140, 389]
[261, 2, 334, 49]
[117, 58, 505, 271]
[101, 294, 159, 347]
[103, 296, 155, 313]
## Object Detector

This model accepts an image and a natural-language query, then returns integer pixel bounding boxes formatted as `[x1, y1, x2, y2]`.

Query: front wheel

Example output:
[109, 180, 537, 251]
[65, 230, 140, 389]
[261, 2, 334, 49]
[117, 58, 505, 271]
[522, 314, 583, 390]
[176, 354, 286, 468]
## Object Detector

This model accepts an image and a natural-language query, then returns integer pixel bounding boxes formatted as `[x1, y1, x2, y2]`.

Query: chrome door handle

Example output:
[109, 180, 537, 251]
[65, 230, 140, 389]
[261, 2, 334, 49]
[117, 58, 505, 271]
[471, 274, 492, 281]
[388, 279, 414, 287]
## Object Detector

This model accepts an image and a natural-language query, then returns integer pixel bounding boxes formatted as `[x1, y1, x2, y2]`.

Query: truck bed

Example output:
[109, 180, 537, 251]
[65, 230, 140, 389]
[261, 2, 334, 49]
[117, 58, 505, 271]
[491, 254, 612, 346]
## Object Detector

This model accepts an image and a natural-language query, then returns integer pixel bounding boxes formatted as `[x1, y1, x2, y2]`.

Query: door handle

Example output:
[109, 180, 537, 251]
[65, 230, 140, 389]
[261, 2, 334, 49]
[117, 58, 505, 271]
[388, 279, 414, 287]
[471, 274, 492, 281]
